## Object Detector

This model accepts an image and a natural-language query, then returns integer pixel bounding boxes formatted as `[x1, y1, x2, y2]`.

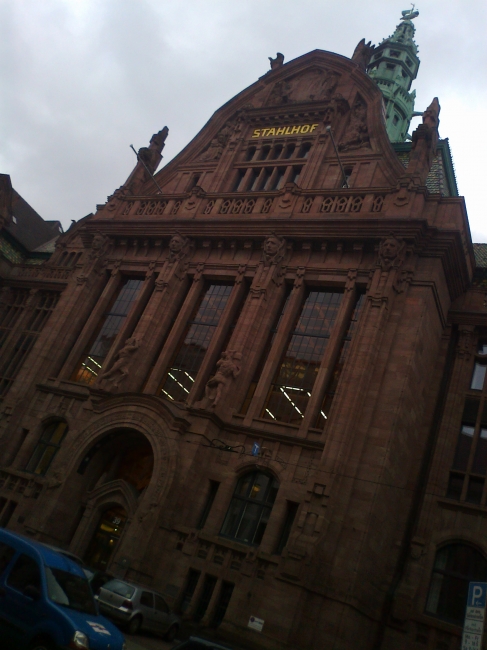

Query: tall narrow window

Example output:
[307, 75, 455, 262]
[268, 167, 286, 191]
[315, 293, 365, 427]
[275, 501, 299, 554]
[240, 288, 291, 415]
[159, 284, 232, 402]
[249, 168, 262, 191]
[211, 581, 234, 628]
[73, 278, 143, 385]
[0, 291, 59, 397]
[447, 399, 487, 504]
[426, 544, 487, 625]
[233, 169, 246, 192]
[221, 471, 279, 545]
[0, 289, 29, 349]
[26, 420, 68, 476]
[291, 166, 303, 185]
[297, 143, 311, 158]
[179, 569, 201, 613]
[262, 290, 343, 424]
[197, 481, 220, 529]
[471, 362, 487, 390]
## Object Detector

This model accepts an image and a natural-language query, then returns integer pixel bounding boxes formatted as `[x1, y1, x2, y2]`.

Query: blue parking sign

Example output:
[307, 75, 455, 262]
[251, 443, 261, 456]
[467, 583, 487, 609]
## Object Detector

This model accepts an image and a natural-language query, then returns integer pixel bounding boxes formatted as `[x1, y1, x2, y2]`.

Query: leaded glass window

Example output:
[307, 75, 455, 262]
[262, 290, 343, 424]
[220, 471, 279, 546]
[160, 284, 232, 402]
[26, 421, 68, 476]
[426, 544, 487, 625]
[447, 341, 487, 504]
[0, 291, 59, 397]
[73, 278, 143, 385]
[315, 293, 365, 427]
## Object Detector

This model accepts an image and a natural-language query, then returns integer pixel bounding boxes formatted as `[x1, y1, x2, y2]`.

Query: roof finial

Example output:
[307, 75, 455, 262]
[401, 5, 419, 21]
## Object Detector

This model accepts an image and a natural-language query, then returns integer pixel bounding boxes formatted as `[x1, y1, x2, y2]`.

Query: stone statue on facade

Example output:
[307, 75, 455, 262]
[352, 38, 376, 71]
[98, 337, 139, 390]
[269, 52, 284, 70]
[339, 96, 370, 151]
[204, 350, 242, 408]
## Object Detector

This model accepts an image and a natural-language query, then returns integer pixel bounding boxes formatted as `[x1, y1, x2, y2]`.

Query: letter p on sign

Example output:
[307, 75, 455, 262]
[468, 582, 487, 608]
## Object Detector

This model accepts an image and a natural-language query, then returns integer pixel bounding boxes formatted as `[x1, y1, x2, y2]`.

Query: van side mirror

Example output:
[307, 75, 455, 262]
[23, 585, 41, 600]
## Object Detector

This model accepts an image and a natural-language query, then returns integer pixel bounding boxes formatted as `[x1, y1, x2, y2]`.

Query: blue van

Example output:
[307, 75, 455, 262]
[0, 528, 126, 650]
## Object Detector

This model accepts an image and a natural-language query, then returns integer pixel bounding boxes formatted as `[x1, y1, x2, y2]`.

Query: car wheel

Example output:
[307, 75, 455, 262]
[165, 624, 179, 642]
[29, 641, 54, 650]
[127, 615, 142, 635]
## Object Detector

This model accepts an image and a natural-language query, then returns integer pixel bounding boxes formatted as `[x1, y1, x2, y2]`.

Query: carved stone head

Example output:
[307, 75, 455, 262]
[169, 233, 186, 253]
[263, 235, 285, 263]
[378, 234, 406, 270]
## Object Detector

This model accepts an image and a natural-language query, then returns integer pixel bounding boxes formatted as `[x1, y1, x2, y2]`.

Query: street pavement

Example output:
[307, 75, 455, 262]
[125, 632, 177, 650]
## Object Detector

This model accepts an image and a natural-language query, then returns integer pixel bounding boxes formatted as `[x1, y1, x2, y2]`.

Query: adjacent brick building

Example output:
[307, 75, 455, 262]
[1, 10, 486, 650]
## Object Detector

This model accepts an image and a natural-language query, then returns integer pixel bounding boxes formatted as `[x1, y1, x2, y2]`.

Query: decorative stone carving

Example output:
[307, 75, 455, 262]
[406, 98, 441, 184]
[263, 234, 286, 267]
[250, 235, 287, 299]
[203, 350, 242, 408]
[89, 233, 109, 259]
[377, 234, 406, 271]
[98, 337, 139, 390]
[198, 124, 232, 161]
[155, 233, 193, 289]
[322, 94, 350, 126]
[269, 52, 284, 70]
[137, 127, 169, 174]
[338, 95, 370, 151]
[267, 80, 293, 106]
[351, 38, 376, 70]
[393, 178, 416, 207]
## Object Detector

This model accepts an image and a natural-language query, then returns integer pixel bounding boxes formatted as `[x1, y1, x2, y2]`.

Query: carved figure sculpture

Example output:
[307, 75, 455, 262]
[269, 52, 284, 70]
[339, 96, 370, 151]
[137, 126, 169, 174]
[378, 234, 406, 271]
[322, 94, 350, 125]
[168, 232, 189, 259]
[267, 80, 293, 106]
[263, 234, 286, 266]
[89, 233, 108, 259]
[198, 125, 232, 161]
[98, 337, 139, 390]
[352, 38, 376, 71]
[205, 350, 242, 407]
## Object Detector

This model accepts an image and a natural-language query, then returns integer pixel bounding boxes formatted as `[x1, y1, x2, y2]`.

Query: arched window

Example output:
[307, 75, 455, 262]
[26, 420, 68, 476]
[220, 471, 279, 546]
[426, 543, 487, 625]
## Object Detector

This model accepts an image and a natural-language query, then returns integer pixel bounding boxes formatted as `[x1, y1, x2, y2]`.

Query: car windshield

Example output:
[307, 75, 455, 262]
[103, 579, 135, 598]
[45, 567, 97, 615]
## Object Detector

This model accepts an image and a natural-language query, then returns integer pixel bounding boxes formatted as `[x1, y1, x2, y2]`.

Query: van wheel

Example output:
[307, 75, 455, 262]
[165, 624, 179, 642]
[29, 641, 54, 650]
[127, 615, 142, 635]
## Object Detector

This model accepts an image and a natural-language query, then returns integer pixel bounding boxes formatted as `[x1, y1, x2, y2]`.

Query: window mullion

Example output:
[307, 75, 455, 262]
[146, 277, 206, 394]
[298, 287, 357, 436]
[243, 283, 306, 426]
[187, 281, 246, 405]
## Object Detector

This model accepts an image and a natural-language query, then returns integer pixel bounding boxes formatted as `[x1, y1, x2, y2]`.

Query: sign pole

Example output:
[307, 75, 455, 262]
[462, 581, 487, 650]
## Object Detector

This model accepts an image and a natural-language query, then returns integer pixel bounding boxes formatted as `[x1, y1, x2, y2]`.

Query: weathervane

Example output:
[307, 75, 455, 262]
[401, 4, 419, 20]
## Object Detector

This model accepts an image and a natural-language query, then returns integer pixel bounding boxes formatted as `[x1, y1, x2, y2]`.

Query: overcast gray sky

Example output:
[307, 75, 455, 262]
[1, 0, 486, 241]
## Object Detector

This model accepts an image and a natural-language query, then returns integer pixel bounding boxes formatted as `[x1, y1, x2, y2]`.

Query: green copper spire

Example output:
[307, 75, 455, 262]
[367, 7, 420, 142]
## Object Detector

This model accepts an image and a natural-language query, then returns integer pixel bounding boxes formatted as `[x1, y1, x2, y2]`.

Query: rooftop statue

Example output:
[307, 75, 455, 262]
[401, 5, 419, 21]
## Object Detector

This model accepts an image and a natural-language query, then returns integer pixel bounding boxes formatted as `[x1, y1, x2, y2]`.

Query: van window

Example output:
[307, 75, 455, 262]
[0, 542, 15, 576]
[140, 591, 154, 608]
[46, 567, 97, 615]
[7, 554, 41, 592]
[155, 594, 169, 613]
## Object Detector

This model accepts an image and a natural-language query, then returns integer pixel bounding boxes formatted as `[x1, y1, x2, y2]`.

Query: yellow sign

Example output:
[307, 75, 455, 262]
[251, 124, 319, 138]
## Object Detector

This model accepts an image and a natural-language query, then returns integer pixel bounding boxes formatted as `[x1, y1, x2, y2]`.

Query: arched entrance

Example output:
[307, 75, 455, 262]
[84, 505, 128, 570]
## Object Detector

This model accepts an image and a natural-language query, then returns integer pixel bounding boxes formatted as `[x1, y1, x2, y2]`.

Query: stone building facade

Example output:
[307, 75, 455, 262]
[0, 36, 486, 650]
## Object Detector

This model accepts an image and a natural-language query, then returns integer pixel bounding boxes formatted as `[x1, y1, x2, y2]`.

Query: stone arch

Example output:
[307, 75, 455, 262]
[41, 404, 180, 562]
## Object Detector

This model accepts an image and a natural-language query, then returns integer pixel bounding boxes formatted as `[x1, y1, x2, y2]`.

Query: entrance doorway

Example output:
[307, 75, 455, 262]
[84, 506, 127, 570]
